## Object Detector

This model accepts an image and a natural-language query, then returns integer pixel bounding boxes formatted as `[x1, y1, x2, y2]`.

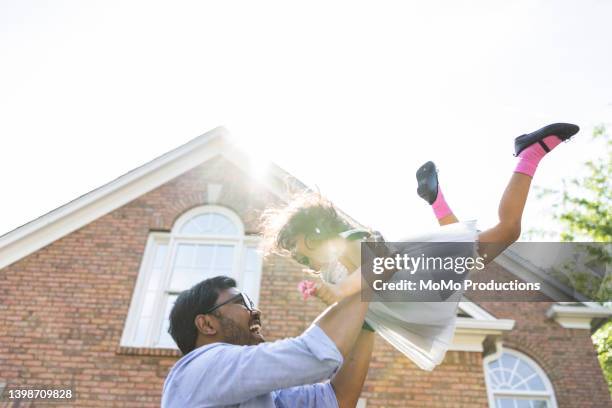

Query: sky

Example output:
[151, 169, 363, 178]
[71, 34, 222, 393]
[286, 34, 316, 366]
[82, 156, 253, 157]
[1, 0, 611, 241]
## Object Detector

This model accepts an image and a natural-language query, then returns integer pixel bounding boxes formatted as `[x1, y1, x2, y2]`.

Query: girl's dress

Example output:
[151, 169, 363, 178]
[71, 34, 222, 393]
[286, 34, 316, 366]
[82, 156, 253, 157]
[321, 220, 480, 371]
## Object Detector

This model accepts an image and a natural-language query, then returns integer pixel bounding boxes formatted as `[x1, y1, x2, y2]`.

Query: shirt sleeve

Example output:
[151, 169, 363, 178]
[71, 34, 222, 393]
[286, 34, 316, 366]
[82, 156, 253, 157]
[273, 382, 339, 408]
[184, 324, 343, 406]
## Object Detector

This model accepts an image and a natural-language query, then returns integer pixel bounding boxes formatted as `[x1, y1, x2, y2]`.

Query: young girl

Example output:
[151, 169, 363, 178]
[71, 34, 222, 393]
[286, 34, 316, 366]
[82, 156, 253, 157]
[261, 122, 579, 370]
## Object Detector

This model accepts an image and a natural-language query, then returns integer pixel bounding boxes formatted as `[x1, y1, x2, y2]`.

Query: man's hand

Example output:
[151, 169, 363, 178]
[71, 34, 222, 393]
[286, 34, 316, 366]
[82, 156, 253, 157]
[314, 281, 342, 305]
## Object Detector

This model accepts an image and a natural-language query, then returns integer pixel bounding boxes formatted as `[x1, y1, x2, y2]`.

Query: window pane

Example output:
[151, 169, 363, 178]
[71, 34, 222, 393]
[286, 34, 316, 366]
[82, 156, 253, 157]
[157, 294, 178, 348]
[170, 267, 202, 290]
[513, 381, 529, 391]
[153, 244, 168, 268]
[175, 244, 196, 267]
[526, 375, 546, 391]
[242, 247, 262, 304]
[496, 398, 514, 408]
[133, 316, 151, 346]
[495, 399, 548, 408]
[501, 354, 518, 371]
[141, 291, 156, 318]
[213, 245, 234, 270]
[195, 245, 215, 268]
[148, 244, 168, 292]
[180, 213, 238, 236]
[516, 361, 536, 381]
[170, 244, 236, 291]
[488, 372, 500, 388]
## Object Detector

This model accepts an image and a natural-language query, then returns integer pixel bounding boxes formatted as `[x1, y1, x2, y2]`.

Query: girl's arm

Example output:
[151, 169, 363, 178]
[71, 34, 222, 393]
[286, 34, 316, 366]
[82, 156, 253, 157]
[313, 267, 363, 304]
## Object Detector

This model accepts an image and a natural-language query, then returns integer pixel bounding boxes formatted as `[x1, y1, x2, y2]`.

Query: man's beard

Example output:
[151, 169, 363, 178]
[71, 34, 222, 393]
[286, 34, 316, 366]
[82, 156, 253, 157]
[218, 315, 264, 346]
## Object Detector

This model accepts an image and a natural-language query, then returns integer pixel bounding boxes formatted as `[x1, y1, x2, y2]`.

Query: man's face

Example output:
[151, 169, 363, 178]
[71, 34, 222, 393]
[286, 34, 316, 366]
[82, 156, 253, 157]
[212, 288, 265, 346]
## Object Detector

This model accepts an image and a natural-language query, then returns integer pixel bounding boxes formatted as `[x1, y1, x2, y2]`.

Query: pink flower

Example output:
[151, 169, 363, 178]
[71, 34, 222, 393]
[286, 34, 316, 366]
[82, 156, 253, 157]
[298, 280, 317, 301]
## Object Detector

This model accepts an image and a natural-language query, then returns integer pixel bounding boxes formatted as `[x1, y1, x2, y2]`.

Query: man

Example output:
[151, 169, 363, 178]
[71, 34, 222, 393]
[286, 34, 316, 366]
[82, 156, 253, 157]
[161, 275, 374, 407]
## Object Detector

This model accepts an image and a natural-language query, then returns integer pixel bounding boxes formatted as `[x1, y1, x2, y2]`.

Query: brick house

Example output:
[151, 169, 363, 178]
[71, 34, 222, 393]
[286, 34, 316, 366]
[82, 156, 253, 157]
[0, 126, 610, 407]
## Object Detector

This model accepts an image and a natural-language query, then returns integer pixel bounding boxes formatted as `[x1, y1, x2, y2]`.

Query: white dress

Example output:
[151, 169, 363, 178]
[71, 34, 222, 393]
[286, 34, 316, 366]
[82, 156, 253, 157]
[321, 220, 480, 371]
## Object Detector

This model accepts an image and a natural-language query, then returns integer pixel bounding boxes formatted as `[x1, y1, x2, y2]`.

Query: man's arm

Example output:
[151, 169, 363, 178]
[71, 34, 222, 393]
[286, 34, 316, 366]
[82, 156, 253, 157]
[180, 326, 342, 406]
[273, 382, 339, 408]
[272, 328, 375, 408]
[179, 293, 369, 405]
[331, 328, 375, 408]
[314, 292, 370, 360]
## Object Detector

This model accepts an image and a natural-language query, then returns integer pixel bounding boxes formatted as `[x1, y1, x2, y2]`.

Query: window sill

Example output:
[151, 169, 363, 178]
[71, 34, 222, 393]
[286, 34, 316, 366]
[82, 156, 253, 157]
[116, 345, 182, 357]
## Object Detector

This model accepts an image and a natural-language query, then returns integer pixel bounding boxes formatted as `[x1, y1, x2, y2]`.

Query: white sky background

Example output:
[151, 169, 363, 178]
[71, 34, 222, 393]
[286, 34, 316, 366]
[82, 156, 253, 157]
[1, 0, 611, 241]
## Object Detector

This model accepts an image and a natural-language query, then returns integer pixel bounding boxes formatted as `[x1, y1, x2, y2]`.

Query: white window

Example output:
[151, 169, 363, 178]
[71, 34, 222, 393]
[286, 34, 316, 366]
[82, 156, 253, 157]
[484, 349, 558, 408]
[120, 206, 263, 349]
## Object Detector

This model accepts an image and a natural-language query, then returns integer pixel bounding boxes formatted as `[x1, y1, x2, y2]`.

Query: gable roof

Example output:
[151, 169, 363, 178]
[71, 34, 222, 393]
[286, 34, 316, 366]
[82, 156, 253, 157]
[0, 126, 365, 270]
[496, 248, 612, 320]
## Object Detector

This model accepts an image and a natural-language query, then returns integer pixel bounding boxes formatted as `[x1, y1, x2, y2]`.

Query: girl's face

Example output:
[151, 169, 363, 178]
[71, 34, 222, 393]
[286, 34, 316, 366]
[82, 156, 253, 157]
[293, 234, 344, 272]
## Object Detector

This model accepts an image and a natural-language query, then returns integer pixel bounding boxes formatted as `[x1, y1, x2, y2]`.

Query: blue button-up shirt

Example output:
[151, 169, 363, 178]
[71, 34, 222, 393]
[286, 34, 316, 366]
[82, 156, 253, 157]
[161, 324, 343, 407]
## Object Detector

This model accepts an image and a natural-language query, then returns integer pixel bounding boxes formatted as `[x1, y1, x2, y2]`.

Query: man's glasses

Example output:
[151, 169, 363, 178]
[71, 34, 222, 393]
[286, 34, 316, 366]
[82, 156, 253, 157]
[202, 292, 256, 315]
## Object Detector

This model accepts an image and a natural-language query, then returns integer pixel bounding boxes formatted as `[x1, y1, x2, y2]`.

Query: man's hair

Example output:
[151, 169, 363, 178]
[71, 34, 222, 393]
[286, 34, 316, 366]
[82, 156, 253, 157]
[260, 191, 355, 257]
[168, 275, 237, 355]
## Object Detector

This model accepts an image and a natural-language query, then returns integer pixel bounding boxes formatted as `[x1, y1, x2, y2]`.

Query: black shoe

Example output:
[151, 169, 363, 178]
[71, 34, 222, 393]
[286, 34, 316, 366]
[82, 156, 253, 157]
[514, 123, 579, 157]
[416, 161, 439, 205]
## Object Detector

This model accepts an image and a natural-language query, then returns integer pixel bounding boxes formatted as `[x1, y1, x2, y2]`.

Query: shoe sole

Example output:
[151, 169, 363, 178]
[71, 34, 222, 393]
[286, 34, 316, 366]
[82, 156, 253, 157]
[514, 123, 579, 156]
[416, 161, 439, 205]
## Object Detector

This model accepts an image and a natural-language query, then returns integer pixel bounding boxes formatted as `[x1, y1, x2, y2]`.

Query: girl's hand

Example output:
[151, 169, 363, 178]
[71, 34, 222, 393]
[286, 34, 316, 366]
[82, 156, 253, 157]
[297, 278, 341, 305]
[297, 280, 317, 301]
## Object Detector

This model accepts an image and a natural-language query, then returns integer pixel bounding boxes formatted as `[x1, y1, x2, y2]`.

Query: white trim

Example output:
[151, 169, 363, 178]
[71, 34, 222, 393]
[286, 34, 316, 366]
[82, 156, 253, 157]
[173, 205, 245, 237]
[451, 301, 515, 352]
[0, 126, 227, 270]
[450, 317, 515, 352]
[546, 304, 612, 329]
[483, 348, 558, 408]
[456, 317, 515, 331]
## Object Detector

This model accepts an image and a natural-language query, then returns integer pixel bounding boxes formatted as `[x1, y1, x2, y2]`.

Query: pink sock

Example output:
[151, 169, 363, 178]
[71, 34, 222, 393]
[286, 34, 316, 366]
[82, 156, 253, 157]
[514, 135, 562, 177]
[432, 187, 452, 220]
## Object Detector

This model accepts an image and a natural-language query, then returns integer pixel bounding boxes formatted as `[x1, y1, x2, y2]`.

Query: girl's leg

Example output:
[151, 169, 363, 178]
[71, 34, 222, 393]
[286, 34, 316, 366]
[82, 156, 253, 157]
[416, 161, 459, 226]
[438, 212, 459, 226]
[477, 172, 531, 262]
[477, 123, 579, 263]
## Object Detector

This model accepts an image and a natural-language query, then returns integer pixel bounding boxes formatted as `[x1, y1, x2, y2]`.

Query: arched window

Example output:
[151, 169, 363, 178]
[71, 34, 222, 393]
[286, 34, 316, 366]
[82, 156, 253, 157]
[120, 206, 263, 349]
[484, 349, 557, 408]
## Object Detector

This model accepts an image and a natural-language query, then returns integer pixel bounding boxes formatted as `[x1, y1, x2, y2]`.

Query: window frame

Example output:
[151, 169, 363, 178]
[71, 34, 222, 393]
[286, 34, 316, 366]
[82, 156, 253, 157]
[120, 205, 262, 349]
[483, 348, 558, 408]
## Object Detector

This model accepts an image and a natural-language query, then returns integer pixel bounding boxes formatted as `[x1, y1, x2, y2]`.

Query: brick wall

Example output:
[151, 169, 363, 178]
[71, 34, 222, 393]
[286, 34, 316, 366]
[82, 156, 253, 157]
[0, 157, 608, 407]
[475, 263, 611, 408]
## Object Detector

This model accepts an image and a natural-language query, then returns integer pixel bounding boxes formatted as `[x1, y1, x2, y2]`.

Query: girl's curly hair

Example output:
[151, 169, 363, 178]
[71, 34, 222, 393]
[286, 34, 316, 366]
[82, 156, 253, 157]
[259, 191, 356, 258]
